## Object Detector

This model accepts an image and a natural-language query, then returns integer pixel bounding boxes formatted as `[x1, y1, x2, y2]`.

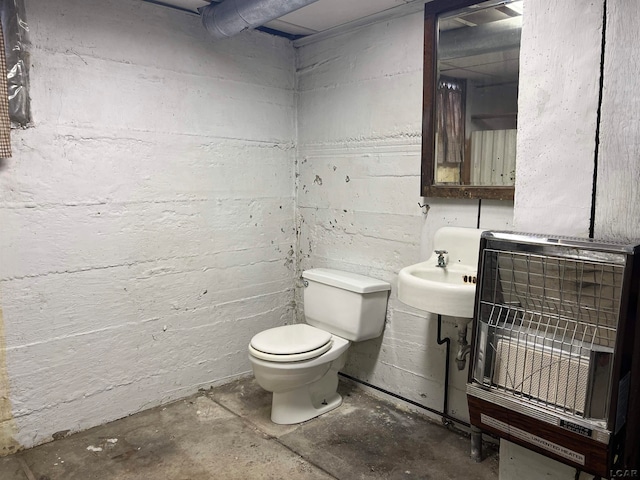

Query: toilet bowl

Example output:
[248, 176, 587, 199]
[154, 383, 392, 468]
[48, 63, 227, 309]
[248, 268, 390, 424]
[249, 324, 351, 424]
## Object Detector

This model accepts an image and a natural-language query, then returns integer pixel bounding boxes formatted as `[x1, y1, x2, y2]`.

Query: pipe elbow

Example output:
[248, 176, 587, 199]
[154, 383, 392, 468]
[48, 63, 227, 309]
[201, 0, 321, 40]
[455, 344, 471, 370]
[201, 2, 244, 40]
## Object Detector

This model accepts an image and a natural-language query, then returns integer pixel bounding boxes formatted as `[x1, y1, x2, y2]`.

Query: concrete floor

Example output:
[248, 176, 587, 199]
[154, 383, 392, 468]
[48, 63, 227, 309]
[0, 377, 499, 480]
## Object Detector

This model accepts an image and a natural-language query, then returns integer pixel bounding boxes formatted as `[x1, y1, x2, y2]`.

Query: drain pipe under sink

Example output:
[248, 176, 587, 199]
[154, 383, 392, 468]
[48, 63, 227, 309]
[455, 320, 472, 371]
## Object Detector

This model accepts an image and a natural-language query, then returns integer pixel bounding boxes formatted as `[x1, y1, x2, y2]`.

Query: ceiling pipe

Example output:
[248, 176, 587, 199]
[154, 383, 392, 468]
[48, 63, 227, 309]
[202, 0, 319, 39]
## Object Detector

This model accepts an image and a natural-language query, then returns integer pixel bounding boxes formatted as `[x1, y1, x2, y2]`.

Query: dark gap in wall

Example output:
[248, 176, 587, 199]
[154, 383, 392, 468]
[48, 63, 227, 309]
[590, 0, 607, 239]
[477, 199, 482, 228]
[255, 26, 306, 41]
[141, 0, 200, 15]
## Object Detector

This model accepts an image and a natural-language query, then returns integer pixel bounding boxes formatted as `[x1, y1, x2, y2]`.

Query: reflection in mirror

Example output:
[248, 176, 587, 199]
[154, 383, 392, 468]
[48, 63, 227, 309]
[429, 0, 522, 191]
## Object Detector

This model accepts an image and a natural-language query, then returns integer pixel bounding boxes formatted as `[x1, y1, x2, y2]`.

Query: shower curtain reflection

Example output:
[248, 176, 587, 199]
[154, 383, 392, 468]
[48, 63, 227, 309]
[435, 76, 465, 183]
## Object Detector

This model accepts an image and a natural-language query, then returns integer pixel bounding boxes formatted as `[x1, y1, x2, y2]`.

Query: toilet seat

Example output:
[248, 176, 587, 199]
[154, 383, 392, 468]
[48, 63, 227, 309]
[249, 324, 333, 362]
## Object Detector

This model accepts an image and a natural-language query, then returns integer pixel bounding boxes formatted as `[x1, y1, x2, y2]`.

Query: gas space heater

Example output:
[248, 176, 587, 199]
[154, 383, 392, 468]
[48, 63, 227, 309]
[467, 231, 640, 477]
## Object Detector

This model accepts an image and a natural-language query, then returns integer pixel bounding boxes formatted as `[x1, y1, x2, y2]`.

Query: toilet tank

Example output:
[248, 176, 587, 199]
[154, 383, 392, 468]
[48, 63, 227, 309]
[301, 268, 391, 342]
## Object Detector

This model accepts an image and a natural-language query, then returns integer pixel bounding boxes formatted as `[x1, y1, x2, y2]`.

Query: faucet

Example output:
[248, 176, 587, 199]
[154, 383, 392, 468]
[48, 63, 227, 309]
[435, 250, 448, 268]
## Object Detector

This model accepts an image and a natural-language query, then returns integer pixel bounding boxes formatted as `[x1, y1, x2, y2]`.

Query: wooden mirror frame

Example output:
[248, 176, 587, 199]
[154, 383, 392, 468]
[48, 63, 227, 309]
[421, 0, 516, 201]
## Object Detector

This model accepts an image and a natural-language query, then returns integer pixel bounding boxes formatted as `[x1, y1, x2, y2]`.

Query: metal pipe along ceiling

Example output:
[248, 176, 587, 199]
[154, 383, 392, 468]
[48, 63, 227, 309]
[202, 0, 319, 39]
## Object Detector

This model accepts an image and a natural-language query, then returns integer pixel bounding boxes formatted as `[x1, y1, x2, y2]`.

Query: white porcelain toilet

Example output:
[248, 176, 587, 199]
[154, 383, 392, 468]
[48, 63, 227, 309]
[248, 268, 391, 424]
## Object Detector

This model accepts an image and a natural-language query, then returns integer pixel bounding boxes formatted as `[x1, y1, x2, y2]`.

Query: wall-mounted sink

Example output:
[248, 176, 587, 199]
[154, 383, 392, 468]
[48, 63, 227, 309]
[398, 227, 485, 318]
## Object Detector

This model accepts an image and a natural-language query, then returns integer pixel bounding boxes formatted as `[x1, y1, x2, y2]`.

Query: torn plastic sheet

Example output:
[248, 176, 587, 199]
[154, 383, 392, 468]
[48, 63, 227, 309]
[1, 0, 30, 127]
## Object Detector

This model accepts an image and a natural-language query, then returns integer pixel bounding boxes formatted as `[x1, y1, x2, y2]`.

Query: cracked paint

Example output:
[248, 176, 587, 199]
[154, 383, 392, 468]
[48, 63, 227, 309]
[0, 0, 298, 451]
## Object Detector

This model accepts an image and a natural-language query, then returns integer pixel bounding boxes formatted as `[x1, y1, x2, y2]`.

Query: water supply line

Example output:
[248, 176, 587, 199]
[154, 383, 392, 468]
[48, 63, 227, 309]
[201, 0, 319, 39]
[436, 314, 451, 424]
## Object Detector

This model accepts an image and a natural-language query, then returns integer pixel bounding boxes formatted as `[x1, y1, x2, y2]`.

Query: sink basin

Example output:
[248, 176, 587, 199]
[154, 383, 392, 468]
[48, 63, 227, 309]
[398, 227, 485, 318]
[398, 262, 478, 317]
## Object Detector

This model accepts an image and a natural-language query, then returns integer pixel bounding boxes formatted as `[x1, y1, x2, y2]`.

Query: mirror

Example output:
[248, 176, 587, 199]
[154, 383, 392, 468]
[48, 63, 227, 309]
[421, 0, 523, 200]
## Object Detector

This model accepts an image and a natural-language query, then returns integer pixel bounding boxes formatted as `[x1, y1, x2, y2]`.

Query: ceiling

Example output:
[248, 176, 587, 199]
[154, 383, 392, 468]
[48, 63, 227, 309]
[151, 0, 423, 37]
[148, 0, 521, 83]
[439, 2, 522, 84]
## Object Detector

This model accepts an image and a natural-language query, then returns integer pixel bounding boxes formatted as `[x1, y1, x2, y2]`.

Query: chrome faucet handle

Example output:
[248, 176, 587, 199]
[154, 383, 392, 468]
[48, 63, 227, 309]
[435, 250, 448, 267]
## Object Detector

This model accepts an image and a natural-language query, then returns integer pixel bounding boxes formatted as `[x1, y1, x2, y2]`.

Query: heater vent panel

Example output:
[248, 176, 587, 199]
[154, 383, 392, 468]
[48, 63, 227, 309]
[473, 249, 623, 421]
[467, 231, 640, 477]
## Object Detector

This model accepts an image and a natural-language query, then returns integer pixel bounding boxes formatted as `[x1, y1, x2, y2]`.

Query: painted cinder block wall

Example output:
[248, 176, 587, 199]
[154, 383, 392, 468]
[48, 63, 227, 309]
[0, 0, 297, 451]
[297, 0, 640, 477]
[1, 1, 639, 474]
[295, 11, 513, 424]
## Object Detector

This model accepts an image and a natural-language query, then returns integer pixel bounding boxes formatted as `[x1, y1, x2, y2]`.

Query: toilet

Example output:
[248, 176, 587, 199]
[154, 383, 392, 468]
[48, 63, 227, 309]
[248, 268, 391, 424]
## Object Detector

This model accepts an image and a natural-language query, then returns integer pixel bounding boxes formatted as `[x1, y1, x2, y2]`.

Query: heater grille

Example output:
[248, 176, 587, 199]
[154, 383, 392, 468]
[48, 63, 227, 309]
[468, 232, 640, 477]
[474, 249, 624, 420]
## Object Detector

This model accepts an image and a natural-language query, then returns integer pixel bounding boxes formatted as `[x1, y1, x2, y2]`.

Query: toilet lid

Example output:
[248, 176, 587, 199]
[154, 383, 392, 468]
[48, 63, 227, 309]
[250, 324, 332, 360]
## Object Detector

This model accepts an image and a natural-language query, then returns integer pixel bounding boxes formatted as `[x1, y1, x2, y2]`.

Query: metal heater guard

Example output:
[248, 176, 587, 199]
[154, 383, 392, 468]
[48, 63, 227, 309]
[467, 231, 640, 477]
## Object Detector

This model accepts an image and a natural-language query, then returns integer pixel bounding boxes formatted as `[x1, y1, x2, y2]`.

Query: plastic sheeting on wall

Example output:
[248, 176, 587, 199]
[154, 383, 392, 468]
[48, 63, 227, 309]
[0, 0, 30, 127]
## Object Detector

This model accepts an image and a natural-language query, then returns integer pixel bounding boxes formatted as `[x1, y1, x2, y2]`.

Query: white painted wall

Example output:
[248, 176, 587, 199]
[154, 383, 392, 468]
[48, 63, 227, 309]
[513, 0, 602, 237]
[3, 0, 636, 475]
[594, 0, 640, 242]
[505, 0, 637, 478]
[296, 12, 513, 425]
[0, 0, 296, 449]
[297, 0, 638, 476]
